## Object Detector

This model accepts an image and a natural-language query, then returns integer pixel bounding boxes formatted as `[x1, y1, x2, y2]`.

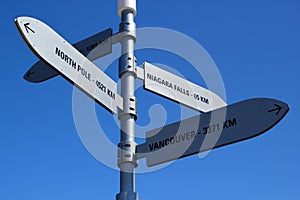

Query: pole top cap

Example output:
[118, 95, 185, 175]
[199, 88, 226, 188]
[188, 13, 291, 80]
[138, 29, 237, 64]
[118, 0, 137, 17]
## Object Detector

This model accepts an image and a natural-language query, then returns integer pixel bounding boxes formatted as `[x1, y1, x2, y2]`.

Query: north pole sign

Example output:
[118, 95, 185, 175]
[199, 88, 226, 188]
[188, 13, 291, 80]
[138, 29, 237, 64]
[15, 16, 122, 113]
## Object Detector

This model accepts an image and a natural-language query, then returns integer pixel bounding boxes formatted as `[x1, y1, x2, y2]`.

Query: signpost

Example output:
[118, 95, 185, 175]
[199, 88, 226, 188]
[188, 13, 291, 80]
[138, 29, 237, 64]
[136, 98, 289, 167]
[143, 62, 227, 112]
[15, 17, 123, 114]
[15, 0, 289, 199]
[24, 28, 113, 83]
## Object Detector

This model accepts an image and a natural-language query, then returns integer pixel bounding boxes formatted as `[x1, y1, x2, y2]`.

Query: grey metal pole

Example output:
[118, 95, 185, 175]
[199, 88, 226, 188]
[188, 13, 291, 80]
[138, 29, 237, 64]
[117, 1, 139, 200]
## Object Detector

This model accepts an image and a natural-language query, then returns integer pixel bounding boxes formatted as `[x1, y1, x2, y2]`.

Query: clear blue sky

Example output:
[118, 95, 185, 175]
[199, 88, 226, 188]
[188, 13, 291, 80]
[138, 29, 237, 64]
[1, 0, 299, 200]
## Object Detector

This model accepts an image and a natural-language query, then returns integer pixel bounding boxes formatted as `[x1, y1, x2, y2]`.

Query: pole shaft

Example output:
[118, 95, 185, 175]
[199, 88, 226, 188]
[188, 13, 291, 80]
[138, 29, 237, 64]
[117, 2, 139, 200]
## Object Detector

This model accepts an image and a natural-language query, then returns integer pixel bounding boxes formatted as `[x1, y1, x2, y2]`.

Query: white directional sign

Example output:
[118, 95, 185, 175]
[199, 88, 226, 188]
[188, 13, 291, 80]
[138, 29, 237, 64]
[143, 62, 227, 113]
[23, 28, 113, 83]
[136, 98, 289, 167]
[15, 16, 122, 113]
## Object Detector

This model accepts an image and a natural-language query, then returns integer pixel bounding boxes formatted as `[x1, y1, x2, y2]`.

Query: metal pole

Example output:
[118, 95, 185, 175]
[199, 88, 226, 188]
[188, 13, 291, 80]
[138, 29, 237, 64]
[117, 1, 138, 200]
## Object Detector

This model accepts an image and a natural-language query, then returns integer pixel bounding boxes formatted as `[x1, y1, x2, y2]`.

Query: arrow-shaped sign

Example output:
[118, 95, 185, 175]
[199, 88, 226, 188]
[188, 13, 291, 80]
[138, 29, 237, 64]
[23, 28, 113, 83]
[136, 98, 289, 167]
[143, 62, 227, 113]
[24, 22, 35, 33]
[15, 16, 123, 114]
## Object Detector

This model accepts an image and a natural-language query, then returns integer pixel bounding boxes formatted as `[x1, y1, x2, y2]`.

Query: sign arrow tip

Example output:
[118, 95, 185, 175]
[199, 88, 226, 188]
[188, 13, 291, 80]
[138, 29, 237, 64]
[268, 104, 283, 115]
[24, 70, 34, 80]
[24, 22, 35, 33]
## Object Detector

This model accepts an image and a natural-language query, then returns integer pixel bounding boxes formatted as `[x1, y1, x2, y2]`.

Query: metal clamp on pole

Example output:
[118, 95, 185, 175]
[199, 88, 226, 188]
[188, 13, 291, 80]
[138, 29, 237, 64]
[119, 10, 136, 42]
[119, 54, 137, 78]
[118, 95, 137, 120]
[118, 140, 138, 168]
